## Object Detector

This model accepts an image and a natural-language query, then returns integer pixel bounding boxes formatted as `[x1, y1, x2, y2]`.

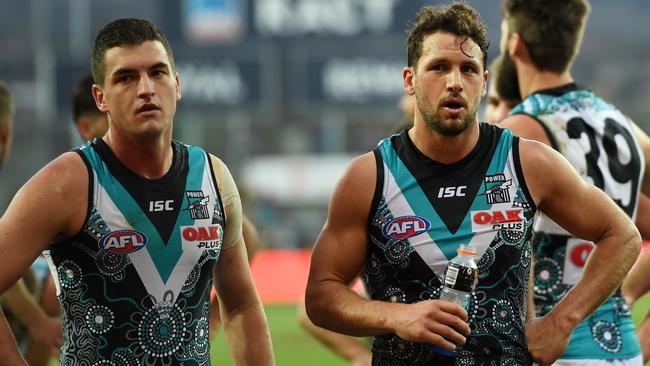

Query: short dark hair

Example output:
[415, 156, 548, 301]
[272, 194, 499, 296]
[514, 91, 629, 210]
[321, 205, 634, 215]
[502, 0, 590, 73]
[91, 18, 175, 85]
[71, 74, 101, 123]
[407, 2, 489, 70]
[0, 80, 14, 124]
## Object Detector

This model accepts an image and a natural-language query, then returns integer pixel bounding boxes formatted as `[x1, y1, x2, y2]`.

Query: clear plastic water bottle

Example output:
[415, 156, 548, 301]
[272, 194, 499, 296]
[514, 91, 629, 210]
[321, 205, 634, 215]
[428, 244, 478, 357]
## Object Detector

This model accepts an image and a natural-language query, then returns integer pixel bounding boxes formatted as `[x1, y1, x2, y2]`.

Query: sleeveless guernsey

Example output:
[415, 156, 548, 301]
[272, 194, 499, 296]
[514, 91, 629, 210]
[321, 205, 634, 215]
[366, 123, 536, 365]
[44, 139, 225, 365]
[511, 83, 644, 360]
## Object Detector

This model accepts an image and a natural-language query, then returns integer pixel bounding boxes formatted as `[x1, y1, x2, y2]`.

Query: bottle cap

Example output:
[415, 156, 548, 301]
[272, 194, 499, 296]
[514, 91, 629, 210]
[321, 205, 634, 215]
[457, 247, 477, 255]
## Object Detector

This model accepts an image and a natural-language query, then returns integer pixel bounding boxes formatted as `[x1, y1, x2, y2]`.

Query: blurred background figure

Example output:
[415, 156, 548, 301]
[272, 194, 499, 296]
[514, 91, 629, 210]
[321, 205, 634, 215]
[484, 54, 521, 124]
[296, 280, 371, 366]
[390, 93, 416, 133]
[0, 81, 12, 169]
[0, 80, 63, 366]
[71, 73, 108, 141]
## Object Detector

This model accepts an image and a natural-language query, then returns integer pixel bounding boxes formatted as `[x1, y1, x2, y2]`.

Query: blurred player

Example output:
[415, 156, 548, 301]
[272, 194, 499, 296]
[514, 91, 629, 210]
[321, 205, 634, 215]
[498, 0, 650, 364]
[0, 80, 63, 366]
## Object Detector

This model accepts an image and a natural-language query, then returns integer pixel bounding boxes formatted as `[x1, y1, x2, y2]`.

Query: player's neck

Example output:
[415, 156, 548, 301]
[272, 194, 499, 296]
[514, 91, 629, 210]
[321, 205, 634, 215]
[103, 131, 174, 180]
[408, 119, 480, 165]
[519, 66, 574, 99]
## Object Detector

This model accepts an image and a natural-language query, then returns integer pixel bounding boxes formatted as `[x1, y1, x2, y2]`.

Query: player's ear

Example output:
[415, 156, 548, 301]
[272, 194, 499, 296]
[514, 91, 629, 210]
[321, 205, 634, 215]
[403, 66, 416, 96]
[175, 72, 181, 101]
[482, 68, 488, 97]
[93, 84, 109, 113]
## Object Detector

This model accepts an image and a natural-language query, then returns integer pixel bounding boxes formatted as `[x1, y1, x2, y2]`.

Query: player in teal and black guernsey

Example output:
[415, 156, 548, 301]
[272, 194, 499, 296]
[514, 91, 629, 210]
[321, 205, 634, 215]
[498, 0, 650, 364]
[511, 84, 645, 361]
[305, 3, 641, 366]
[367, 122, 536, 364]
[0, 19, 273, 365]
[45, 137, 225, 364]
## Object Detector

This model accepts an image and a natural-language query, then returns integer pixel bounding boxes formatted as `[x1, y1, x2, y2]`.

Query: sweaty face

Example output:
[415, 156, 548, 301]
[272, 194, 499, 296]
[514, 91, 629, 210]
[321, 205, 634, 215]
[409, 32, 487, 137]
[94, 40, 180, 141]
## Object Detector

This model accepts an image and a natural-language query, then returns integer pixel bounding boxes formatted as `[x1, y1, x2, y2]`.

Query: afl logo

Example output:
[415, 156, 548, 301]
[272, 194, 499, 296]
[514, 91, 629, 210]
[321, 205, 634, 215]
[383, 215, 431, 239]
[99, 230, 148, 254]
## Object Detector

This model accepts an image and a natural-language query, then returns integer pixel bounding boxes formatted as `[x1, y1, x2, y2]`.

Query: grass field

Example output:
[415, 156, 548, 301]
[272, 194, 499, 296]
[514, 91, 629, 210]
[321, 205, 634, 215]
[212, 304, 352, 366]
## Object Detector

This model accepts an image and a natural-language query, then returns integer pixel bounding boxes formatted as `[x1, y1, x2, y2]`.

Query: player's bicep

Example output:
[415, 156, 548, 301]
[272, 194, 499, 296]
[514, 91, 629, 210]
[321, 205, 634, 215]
[308, 153, 375, 287]
[213, 238, 257, 312]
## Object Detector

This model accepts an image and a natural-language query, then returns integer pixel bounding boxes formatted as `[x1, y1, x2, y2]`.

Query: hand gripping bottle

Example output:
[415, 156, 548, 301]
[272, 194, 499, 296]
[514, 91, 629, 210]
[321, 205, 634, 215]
[429, 244, 478, 357]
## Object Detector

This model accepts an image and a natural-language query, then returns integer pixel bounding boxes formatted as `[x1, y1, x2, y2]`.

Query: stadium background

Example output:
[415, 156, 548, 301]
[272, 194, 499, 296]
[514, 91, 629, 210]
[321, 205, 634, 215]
[0, 0, 649, 364]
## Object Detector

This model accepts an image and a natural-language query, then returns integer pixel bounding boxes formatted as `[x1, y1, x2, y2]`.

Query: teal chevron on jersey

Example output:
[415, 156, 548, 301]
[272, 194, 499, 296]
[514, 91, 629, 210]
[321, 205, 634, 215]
[50, 139, 225, 365]
[81, 146, 207, 282]
[378, 128, 513, 260]
[366, 124, 537, 365]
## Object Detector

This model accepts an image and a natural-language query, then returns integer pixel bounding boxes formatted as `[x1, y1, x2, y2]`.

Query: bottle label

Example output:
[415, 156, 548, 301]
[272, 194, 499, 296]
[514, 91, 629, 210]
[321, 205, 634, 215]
[444, 262, 477, 292]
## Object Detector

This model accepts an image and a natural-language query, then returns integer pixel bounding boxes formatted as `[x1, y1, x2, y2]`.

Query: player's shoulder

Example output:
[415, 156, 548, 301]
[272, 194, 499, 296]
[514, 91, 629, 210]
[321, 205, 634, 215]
[341, 152, 376, 184]
[40, 151, 89, 183]
[516, 137, 565, 177]
[499, 113, 552, 146]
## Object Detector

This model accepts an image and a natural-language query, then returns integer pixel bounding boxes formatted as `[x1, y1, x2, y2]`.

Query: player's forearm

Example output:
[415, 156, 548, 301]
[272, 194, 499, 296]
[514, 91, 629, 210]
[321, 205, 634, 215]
[549, 227, 641, 332]
[0, 308, 28, 365]
[222, 301, 274, 366]
[306, 280, 402, 337]
[2, 279, 48, 333]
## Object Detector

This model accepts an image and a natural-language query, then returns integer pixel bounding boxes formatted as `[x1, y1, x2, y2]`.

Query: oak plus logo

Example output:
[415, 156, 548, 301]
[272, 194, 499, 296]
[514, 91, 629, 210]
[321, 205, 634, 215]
[382, 215, 431, 239]
[181, 224, 223, 251]
[185, 191, 210, 220]
[471, 209, 524, 232]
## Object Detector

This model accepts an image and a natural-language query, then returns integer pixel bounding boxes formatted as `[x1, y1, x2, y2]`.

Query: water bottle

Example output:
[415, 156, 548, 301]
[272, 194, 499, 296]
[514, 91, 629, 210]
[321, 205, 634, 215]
[428, 244, 478, 357]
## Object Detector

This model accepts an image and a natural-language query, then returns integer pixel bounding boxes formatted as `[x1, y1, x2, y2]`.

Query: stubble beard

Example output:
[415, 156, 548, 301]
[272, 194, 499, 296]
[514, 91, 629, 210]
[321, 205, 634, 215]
[417, 98, 477, 137]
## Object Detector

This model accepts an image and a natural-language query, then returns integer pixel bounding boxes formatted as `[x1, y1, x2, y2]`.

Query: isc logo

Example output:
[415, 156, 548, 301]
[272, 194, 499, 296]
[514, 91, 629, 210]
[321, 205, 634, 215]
[149, 200, 174, 212]
[437, 185, 467, 198]
[382, 216, 431, 239]
[99, 230, 148, 254]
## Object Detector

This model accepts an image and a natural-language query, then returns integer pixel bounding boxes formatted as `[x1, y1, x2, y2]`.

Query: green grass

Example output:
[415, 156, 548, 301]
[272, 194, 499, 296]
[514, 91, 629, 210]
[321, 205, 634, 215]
[47, 296, 650, 365]
[212, 304, 350, 366]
